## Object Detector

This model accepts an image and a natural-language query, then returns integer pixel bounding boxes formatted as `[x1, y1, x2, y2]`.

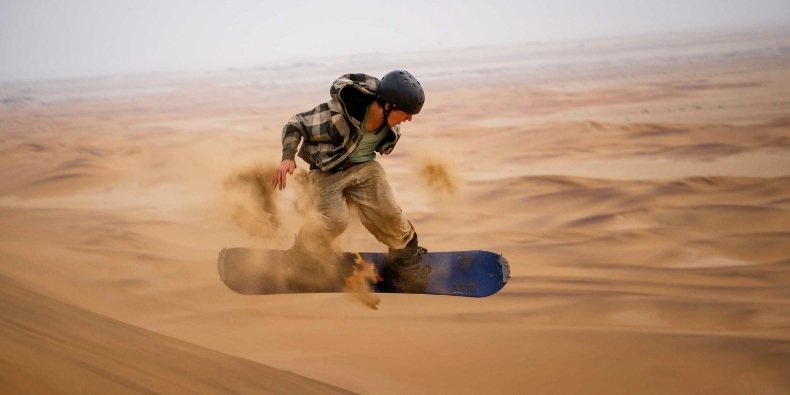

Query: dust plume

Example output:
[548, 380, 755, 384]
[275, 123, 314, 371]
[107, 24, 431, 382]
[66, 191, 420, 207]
[290, 168, 313, 216]
[223, 164, 282, 240]
[417, 156, 460, 197]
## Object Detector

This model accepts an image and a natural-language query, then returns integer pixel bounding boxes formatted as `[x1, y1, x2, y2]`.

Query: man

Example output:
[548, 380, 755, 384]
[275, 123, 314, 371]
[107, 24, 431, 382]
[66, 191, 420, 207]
[271, 70, 430, 292]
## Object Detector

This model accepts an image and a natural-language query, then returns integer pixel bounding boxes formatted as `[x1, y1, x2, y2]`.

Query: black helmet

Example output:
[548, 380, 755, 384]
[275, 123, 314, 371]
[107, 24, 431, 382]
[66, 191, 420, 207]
[378, 70, 425, 114]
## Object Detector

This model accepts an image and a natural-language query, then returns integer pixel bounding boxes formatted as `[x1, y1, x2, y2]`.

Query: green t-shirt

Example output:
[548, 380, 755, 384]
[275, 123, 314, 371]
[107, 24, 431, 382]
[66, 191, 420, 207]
[349, 106, 388, 163]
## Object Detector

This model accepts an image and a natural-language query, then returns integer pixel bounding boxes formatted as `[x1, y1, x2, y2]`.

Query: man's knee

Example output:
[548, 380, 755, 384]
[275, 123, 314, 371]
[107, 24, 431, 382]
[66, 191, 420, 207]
[322, 213, 349, 236]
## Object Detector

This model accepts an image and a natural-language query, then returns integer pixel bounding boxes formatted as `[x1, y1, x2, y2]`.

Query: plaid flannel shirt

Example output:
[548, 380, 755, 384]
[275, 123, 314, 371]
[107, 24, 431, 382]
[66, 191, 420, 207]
[280, 73, 401, 171]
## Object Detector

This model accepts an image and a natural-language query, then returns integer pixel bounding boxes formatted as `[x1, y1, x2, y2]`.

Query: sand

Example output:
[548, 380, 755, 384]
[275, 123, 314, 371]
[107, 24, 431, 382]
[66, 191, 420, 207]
[1, 26, 790, 394]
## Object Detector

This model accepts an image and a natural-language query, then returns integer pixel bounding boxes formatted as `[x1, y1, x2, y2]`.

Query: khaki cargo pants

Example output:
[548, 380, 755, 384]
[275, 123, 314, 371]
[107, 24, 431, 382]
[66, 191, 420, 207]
[298, 160, 414, 251]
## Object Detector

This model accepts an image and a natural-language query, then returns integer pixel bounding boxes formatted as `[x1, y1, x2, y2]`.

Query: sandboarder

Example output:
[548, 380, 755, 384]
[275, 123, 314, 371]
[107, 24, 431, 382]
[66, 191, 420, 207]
[271, 70, 431, 292]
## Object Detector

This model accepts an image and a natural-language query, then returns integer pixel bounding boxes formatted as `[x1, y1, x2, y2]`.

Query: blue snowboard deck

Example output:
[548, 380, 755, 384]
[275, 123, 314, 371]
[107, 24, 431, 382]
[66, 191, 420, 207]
[218, 248, 510, 297]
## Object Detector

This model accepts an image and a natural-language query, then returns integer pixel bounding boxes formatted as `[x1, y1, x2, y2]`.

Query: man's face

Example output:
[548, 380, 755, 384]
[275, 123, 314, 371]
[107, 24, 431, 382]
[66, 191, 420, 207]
[387, 108, 413, 127]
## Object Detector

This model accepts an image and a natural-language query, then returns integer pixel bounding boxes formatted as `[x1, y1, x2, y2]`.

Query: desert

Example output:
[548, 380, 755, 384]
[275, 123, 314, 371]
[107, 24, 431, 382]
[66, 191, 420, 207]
[1, 26, 790, 394]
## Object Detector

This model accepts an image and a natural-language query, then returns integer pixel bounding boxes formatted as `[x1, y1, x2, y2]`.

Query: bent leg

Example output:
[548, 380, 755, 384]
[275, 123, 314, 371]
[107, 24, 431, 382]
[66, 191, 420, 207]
[345, 162, 429, 292]
[287, 170, 352, 291]
[345, 161, 414, 250]
[295, 170, 350, 252]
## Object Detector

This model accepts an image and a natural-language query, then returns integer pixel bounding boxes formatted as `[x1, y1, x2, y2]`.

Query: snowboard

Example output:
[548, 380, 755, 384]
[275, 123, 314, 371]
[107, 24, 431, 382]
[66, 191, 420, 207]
[217, 248, 510, 297]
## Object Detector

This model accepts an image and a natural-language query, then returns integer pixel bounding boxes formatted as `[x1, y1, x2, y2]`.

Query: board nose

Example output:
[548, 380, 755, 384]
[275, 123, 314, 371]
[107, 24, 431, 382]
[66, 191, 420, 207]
[498, 254, 510, 284]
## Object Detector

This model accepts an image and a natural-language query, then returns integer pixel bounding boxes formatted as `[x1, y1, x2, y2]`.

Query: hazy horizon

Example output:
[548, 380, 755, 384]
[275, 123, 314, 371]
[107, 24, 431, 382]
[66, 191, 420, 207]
[2, 0, 790, 83]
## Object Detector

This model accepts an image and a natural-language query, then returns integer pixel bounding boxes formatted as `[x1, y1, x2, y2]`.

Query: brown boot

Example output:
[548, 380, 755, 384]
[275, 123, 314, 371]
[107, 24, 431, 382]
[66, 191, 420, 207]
[388, 234, 431, 293]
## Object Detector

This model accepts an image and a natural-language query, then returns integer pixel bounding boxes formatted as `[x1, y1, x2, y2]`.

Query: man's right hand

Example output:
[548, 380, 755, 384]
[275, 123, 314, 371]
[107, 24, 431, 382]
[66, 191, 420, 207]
[272, 159, 296, 190]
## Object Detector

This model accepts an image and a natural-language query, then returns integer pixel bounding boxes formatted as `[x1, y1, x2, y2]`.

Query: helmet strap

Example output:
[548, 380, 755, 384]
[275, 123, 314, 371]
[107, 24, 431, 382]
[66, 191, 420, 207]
[375, 98, 393, 132]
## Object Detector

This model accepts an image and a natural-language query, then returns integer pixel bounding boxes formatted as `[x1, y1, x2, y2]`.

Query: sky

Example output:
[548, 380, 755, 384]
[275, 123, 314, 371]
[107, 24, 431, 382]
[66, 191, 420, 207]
[1, 0, 789, 82]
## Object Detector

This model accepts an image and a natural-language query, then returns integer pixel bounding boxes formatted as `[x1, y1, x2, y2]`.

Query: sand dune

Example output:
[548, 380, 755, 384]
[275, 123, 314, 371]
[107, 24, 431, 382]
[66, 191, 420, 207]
[0, 274, 352, 394]
[1, 27, 790, 394]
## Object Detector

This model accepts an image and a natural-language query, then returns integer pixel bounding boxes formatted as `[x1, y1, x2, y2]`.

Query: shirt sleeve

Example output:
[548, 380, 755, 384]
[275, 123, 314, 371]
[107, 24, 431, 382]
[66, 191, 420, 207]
[281, 114, 305, 162]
